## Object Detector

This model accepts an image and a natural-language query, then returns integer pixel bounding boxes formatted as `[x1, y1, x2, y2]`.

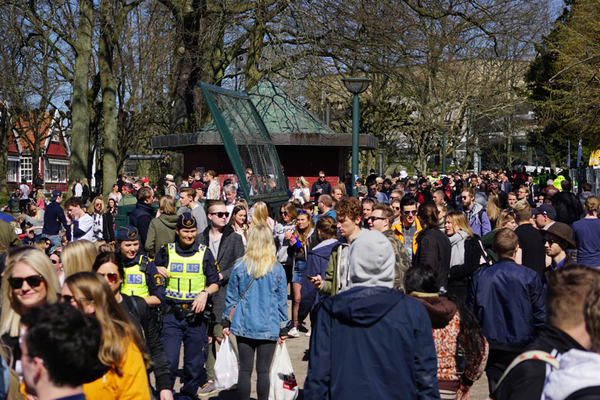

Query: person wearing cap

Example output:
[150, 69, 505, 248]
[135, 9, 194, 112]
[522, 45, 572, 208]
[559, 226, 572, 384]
[427, 168, 439, 185]
[42, 190, 70, 248]
[543, 222, 576, 271]
[64, 196, 94, 242]
[164, 174, 178, 198]
[154, 212, 220, 400]
[532, 203, 557, 231]
[304, 230, 439, 400]
[116, 225, 165, 307]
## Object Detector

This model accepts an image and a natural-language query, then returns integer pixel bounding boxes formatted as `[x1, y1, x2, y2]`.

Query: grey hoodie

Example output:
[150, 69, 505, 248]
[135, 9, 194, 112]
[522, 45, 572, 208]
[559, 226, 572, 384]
[543, 349, 600, 400]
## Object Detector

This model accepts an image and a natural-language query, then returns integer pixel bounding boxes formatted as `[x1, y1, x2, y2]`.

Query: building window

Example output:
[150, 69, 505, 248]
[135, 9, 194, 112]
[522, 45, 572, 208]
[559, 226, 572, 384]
[45, 160, 67, 183]
[7, 161, 18, 182]
[19, 158, 32, 182]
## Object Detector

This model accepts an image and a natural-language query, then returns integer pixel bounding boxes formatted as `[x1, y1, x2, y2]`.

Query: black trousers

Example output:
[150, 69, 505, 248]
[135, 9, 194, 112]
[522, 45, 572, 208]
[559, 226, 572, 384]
[237, 336, 277, 400]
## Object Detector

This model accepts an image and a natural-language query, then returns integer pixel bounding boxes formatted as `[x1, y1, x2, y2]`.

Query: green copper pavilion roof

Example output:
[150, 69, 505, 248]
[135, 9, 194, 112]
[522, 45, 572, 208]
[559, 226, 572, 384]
[152, 80, 378, 149]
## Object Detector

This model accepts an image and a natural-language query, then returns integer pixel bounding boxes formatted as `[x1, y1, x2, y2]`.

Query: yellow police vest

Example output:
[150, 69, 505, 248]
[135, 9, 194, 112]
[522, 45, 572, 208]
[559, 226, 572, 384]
[121, 256, 150, 298]
[165, 243, 207, 301]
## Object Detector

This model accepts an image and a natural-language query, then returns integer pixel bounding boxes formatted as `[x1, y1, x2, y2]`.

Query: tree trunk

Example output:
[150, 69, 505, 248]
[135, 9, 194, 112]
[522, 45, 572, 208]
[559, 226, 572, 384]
[70, 0, 93, 194]
[99, 0, 118, 199]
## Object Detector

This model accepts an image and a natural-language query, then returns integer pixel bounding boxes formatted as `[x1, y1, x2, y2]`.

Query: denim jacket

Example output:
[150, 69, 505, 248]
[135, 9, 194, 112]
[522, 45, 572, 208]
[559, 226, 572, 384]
[222, 259, 288, 341]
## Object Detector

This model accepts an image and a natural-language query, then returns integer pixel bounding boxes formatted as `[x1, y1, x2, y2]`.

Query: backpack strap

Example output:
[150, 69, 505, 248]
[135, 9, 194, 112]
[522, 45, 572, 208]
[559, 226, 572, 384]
[492, 350, 559, 399]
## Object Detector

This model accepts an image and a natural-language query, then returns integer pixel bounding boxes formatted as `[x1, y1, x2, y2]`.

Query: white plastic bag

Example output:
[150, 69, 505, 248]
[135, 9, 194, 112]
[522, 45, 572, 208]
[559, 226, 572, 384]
[214, 336, 238, 390]
[268, 342, 299, 400]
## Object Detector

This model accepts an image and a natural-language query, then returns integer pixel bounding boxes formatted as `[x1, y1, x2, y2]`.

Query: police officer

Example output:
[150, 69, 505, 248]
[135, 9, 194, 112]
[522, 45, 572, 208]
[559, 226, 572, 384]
[155, 212, 220, 400]
[117, 225, 164, 307]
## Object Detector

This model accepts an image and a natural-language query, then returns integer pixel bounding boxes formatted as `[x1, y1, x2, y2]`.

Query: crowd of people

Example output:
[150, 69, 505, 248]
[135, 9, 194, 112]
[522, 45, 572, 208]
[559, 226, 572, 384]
[0, 165, 600, 400]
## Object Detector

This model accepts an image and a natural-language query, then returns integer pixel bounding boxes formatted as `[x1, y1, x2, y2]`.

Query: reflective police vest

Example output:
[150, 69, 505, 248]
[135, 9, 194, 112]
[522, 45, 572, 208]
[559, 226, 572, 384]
[121, 256, 150, 298]
[165, 243, 207, 301]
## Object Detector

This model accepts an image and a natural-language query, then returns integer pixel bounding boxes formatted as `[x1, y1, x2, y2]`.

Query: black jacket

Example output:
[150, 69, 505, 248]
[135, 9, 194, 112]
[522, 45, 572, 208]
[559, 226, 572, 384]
[198, 225, 245, 323]
[553, 191, 584, 226]
[310, 180, 332, 200]
[121, 295, 171, 392]
[130, 201, 154, 247]
[494, 325, 586, 400]
[414, 227, 451, 289]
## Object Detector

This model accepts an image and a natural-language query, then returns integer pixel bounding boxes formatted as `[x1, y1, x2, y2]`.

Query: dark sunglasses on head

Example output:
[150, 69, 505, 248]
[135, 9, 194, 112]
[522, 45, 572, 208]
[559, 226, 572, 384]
[403, 210, 418, 216]
[297, 210, 308, 214]
[390, 196, 400, 200]
[210, 212, 230, 218]
[8, 274, 44, 290]
[98, 272, 120, 284]
[367, 216, 387, 222]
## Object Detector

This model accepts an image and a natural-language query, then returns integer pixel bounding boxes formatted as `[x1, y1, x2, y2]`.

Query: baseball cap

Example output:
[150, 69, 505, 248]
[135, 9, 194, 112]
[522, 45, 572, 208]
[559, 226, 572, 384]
[51, 190, 62, 201]
[531, 204, 556, 220]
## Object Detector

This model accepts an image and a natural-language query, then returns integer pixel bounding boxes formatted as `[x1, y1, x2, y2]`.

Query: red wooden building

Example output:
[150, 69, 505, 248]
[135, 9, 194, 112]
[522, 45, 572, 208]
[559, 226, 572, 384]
[7, 109, 70, 192]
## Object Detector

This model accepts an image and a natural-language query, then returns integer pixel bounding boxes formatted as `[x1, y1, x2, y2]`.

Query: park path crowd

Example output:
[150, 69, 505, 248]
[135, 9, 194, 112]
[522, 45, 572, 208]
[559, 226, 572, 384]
[1, 165, 600, 400]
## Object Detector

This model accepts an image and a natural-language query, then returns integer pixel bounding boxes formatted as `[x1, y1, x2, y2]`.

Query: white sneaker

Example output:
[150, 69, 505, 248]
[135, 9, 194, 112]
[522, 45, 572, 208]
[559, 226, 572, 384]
[288, 327, 300, 338]
[305, 329, 311, 337]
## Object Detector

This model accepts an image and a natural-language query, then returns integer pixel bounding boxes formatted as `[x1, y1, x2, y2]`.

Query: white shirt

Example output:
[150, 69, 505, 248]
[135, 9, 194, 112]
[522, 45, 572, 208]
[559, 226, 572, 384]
[71, 213, 94, 242]
[74, 183, 83, 197]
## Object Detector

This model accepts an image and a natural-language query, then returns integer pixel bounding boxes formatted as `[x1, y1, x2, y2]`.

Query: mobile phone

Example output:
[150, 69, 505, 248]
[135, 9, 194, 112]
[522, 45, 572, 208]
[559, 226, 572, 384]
[304, 274, 315, 280]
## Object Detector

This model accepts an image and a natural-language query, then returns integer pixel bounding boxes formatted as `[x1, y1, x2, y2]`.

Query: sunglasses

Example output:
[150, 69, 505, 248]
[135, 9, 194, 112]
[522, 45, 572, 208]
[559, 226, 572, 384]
[544, 238, 555, 245]
[390, 196, 400, 200]
[280, 211, 287, 216]
[59, 294, 92, 304]
[8, 274, 44, 290]
[403, 210, 418, 216]
[209, 212, 230, 218]
[461, 196, 469, 199]
[367, 216, 387, 222]
[98, 272, 120, 284]
[297, 210, 308, 214]
[393, 206, 401, 211]
[50, 259, 60, 264]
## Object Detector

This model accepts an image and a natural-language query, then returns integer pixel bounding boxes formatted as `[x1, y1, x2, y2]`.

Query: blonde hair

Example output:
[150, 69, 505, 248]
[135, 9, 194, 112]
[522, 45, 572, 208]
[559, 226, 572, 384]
[92, 196, 106, 215]
[496, 210, 516, 231]
[65, 272, 151, 375]
[0, 247, 61, 337]
[486, 192, 501, 222]
[446, 211, 474, 237]
[159, 195, 177, 215]
[36, 191, 45, 202]
[585, 196, 600, 213]
[294, 213, 314, 245]
[250, 201, 269, 230]
[240, 225, 278, 278]
[296, 177, 309, 188]
[62, 240, 98, 277]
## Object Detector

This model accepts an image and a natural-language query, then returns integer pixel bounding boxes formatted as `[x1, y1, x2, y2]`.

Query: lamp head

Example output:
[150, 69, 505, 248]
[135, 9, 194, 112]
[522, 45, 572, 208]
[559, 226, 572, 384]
[342, 78, 372, 95]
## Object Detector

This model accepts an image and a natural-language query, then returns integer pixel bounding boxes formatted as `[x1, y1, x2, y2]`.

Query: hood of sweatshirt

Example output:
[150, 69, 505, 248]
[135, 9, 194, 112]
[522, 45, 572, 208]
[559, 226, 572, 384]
[542, 349, 600, 400]
[157, 213, 178, 230]
[323, 286, 404, 327]
[407, 294, 457, 329]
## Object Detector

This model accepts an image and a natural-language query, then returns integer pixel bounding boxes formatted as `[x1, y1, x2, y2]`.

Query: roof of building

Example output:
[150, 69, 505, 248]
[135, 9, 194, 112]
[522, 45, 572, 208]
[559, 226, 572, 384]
[152, 79, 378, 150]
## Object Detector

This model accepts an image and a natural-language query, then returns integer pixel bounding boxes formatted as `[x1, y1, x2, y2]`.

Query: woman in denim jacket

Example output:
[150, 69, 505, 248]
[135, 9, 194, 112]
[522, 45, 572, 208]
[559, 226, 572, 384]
[222, 224, 288, 400]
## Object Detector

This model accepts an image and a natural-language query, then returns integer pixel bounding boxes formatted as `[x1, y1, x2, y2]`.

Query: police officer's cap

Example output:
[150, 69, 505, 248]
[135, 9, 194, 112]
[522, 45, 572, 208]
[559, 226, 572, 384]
[116, 225, 140, 241]
[177, 212, 197, 230]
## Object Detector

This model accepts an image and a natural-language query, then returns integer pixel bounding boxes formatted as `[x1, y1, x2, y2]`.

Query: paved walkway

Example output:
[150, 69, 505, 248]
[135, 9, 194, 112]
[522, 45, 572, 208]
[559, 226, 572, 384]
[178, 297, 491, 400]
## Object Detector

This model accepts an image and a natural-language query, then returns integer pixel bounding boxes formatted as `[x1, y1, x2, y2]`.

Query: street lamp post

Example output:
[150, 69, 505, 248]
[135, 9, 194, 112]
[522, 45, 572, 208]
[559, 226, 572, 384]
[342, 77, 371, 198]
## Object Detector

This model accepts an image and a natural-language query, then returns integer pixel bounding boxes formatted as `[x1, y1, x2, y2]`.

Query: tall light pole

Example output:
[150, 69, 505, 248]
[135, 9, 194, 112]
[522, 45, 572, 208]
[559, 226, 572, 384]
[342, 77, 371, 197]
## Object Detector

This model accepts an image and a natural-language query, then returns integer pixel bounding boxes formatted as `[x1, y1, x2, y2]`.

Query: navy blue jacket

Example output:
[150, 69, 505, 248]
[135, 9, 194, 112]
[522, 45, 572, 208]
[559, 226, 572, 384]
[467, 258, 546, 351]
[42, 200, 70, 239]
[129, 201, 154, 247]
[304, 287, 440, 400]
[300, 239, 338, 314]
